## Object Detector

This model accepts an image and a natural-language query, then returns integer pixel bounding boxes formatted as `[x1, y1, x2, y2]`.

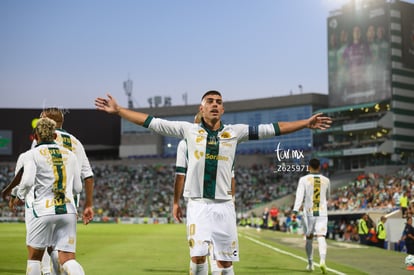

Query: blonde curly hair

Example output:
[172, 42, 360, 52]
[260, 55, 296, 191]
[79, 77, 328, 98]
[34, 117, 56, 142]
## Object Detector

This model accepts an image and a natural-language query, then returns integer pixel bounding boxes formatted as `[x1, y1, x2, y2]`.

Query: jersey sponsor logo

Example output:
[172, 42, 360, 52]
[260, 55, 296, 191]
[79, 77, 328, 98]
[194, 150, 204, 160]
[205, 153, 229, 161]
[45, 197, 72, 208]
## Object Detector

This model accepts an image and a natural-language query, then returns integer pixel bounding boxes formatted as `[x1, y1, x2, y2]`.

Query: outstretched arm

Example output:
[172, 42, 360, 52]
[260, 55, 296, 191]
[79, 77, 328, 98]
[95, 94, 149, 126]
[278, 113, 332, 135]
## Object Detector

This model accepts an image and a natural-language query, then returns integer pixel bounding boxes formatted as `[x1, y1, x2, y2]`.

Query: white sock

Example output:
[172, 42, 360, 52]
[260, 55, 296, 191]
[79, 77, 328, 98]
[317, 236, 327, 263]
[210, 254, 221, 274]
[62, 259, 85, 275]
[26, 260, 41, 275]
[306, 238, 313, 264]
[189, 261, 208, 275]
[41, 250, 52, 274]
[221, 265, 234, 275]
[211, 270, 223, 275]
[50, 250, 61, 275]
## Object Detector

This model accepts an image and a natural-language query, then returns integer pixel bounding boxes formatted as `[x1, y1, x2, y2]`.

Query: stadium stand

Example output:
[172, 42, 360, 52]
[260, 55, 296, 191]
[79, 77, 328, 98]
[1, 161, 413, 220]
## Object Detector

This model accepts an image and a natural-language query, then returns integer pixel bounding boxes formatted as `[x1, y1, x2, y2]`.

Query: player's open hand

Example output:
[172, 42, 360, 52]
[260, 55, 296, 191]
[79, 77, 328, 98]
[10, 197, 24, 212]
[82, 206, 94, 225]
[307, 113, 332, 130]
[95, 94, 120, 114]
[173, 203, 183, 223]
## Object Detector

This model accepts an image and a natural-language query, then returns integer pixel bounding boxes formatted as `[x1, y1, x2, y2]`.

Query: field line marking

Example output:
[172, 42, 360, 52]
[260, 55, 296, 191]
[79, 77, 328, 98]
[239, 233, 347, 275]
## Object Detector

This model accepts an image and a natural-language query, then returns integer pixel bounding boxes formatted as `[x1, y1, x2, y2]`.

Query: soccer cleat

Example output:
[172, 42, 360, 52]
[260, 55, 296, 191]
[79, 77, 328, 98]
[320, 263, 327, 274]
[306, 263, 314, 271]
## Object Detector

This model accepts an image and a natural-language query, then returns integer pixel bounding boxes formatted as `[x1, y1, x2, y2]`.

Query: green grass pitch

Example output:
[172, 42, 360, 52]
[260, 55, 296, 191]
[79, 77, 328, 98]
[0, 223, 411, 274]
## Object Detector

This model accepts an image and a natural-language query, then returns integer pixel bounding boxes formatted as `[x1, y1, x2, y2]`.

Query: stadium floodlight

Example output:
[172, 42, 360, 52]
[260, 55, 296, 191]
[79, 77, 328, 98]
[123, 78, 134, 109]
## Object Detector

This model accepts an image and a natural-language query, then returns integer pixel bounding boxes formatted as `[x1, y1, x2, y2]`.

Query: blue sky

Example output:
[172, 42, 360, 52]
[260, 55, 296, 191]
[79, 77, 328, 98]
[1, 0, 405, 109]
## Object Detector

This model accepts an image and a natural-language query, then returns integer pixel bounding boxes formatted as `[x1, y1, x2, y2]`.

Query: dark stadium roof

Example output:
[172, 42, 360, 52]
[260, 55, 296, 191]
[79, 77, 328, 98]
[315, 102, 377, 114]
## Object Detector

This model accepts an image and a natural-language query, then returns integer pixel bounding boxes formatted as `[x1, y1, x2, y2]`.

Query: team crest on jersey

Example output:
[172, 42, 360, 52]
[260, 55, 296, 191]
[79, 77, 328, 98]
[220, 131, 231, 138]
[188, 238, 195, 248]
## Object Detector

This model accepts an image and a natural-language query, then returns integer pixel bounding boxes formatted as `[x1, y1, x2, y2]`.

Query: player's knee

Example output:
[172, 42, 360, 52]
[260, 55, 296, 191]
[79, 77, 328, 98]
[192, 256, 207, 264]
[217, 260, 232, 268]
[190, 241, 210, 261]
[28, 247, 46, 261]
[58, 251, 76, 265]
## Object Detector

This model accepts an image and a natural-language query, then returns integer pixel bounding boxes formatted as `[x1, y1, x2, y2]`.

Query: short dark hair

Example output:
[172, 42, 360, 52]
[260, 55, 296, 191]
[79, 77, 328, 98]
[41, 107, 64, 124]
[308, 158, 320, 170]
[201, 90, 222, 101]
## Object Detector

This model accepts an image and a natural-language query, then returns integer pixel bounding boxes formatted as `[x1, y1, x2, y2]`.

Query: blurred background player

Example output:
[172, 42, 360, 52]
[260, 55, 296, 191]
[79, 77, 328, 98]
[12, 117, 84, 275]
[293, 158, 331, 274]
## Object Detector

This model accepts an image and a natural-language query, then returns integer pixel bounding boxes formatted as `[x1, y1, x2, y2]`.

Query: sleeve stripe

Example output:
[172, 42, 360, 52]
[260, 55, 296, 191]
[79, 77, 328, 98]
[272, 122, 281, 136]
[143, 116, 154, 128]
[176, 166, 187, 174]
[248, 126, 259, 140]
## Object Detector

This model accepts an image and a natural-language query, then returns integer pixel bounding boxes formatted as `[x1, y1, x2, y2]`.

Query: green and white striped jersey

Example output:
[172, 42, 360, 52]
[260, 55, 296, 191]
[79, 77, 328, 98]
[16, 142, 82, 216]
[146, 116, 280, 200]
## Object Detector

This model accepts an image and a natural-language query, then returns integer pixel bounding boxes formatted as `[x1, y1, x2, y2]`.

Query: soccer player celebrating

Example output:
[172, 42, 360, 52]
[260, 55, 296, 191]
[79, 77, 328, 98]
[173, 111, 236, 275]
[95, 90, 331, 275]
[11, 117, 85, 275]
[38, 107, 95, 225]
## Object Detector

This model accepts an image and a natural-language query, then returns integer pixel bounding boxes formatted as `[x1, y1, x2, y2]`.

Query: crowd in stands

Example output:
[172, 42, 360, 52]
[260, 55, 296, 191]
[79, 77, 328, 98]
[327, 167, 414, 213]
[1, 160, 414, 244]
[237, 165, 414, 247]
[0, 161, 299, 219]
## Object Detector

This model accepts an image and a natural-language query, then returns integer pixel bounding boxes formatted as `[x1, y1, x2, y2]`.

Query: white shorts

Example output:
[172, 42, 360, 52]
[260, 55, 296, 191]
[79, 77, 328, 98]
[27, 213, 77, 253]
[186, 199, 239, 262]
[303, 215, 328, 237]
[25, 204, 35, 245]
